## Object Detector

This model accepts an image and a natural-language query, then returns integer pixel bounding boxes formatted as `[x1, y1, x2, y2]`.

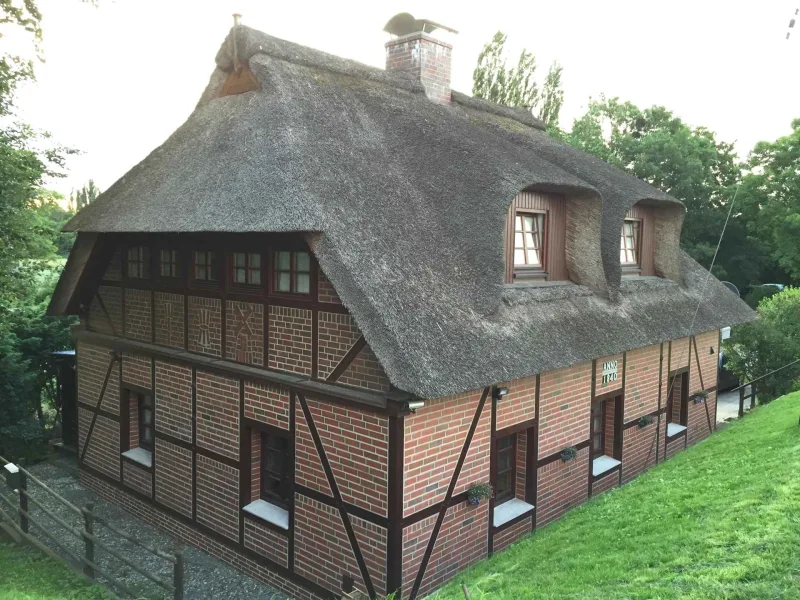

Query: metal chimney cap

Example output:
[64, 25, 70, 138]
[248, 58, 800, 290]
[233, 13, 242, 26]
[383, 12, 458, 37]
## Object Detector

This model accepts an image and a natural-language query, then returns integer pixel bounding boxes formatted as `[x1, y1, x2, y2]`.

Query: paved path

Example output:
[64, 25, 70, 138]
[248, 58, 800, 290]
[19, 460, 286, 600]
[716, 386, 752, 423]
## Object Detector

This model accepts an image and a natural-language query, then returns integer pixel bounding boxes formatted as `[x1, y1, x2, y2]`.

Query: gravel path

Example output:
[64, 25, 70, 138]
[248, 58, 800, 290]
[20, 459, 287, 600]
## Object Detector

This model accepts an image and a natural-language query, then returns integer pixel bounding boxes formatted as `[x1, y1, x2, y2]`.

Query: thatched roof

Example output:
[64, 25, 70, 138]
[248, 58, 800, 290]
[61, 26, 755, 398]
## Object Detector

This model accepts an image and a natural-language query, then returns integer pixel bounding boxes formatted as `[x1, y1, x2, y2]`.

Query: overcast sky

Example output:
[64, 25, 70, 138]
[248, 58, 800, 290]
[11, 0, 800, 198]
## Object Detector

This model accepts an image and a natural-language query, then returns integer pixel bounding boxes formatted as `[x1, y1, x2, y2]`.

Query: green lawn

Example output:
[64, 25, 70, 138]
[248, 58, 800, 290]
[0, 541, 110, 600]
[434, 392, 800, 600]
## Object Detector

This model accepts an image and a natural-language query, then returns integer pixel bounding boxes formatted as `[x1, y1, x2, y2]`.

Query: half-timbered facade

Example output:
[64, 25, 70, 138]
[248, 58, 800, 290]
[49, 15, 755, 600]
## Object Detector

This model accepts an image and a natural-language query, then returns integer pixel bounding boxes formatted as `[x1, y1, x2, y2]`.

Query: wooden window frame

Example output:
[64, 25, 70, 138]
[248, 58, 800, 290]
[260, 430, 291, 508]
[272, 250, 312, 296]
[138, 393, 154, 453]
[494, 433, 517, 505]
[126, 246, 150, 280]
[157, 248, 181, 280]
[192, 250, 220, 285]
[620, 218, 642, 274]
[231, 252, 263, 288]
[590, 400, 606, 459]
[513, 209, 548, 282]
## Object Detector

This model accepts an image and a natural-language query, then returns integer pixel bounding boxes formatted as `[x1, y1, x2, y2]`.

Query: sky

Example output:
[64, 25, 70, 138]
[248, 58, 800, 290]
[10, 0, 800, 199]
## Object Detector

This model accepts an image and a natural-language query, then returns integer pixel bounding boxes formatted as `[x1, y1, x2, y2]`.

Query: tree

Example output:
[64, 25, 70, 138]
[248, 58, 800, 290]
[472, 31, 564, 127]
[564, 97, 775, 289]
[69, 179, 100, 211]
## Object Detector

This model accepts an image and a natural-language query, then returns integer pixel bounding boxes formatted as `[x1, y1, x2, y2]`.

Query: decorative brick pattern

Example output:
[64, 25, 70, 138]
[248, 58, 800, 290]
[81, 472, 320, 600]
[622, 420, 659, 483]
[317, 312, 361, 380]
[536, 447, 589, 527]
[338, 343, 392, 393]
[495, 375, 537, 431]
[103, 249, 122, 281]
[188, 296, 222, 357]
[154, 438, 193, 518]
[268, 306, 312, 375]
[79, 408, 120, 481]
[595, 352, 624, 395]
[295, 401, 332, 497]
[538, 362, 592, 458]
[244, 517, 289, 568]
[410, 501, 488, 599]
[123, 461, 152, 498]
[77, 342, 119, 414]
[404, 389, 487, 517]
[244, 381, 289, 430]
[154, 292, 185, 349]
[294, 494, 364, 594]
[226, 301, 264, 365]
[89, 286, 122, 335]
[317, 267, 342, 305]
[623, 343, 662, 422]
[124, 288, 152, 341]
[122, 353, 152, 390]
[196, 454, 239, 542]
[492, 516, 532, 553]
[196, 370, 240, 461]
[155, 361, 193, 443]
[304, 397, 388, 516]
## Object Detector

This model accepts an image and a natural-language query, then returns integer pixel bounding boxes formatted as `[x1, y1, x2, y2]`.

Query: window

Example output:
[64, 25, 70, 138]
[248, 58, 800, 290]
[590, 401, 606, 458]
[514, 212, 545, 269]
[159, 249, 179, 278]
[193, 250, 218, 282]
[495, 434, 516, 505]
[261, 432, 290, 507]
[138, 394, 154, 452]
[233, 252, 261, 285]
[620, 219, 640, 266]
[126, 246, 149, 279]
[274, 251, 311, 294]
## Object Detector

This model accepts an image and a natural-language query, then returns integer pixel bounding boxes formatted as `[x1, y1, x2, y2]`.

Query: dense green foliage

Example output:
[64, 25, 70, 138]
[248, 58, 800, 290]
[472, 31, 564, 127]
[434, 393, 800, 599]
[0, 542, 110, 599]
[725, 288, 800, 401]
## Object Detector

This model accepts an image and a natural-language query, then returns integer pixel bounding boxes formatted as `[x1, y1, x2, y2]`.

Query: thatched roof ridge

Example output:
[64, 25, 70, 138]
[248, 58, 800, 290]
[61, 26, 755, 397]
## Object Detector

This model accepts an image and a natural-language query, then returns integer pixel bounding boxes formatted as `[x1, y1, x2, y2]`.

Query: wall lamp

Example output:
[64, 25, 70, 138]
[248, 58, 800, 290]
[492, 387, 510, 401]
[405, 399, 425, 414]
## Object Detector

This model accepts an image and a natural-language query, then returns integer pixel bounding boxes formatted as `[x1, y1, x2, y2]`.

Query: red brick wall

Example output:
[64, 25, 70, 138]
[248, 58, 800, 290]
[604, 398, 616, 457]
[81, 472, 320, 600]
[268, 306, 312, 375]
[538, 362, 592, 458]
[318, 267, 342, 305]
[122, 353, 152, 390]
[188, 296, 222, 357]
[317, 312, 361, 380]
[123, 461, 152, 498]
[495, 375, 537, 431]
[244, 517, 289, 568]
[124, 289, 152, 341]
[78, 408, 120, 481]
[195, 370, 240, 461]
[77, 342, 119, 414]
[154, 292, 185, 349]
[536, 447, 589, 527]
[353, 517, 387, 597]
[89, 286, 122, 335]
[129, 396, 139, 449]
[592, 468, 618, 496]
[154, 361, 192, 443]
[154, 438, 193, 518]
[492, 516, 531, 553]
[226, 301, 264, 365]
[249, 429, 260, 502]
[623, 343, 662, 422]
[621, 420, 658, 483]
[670, 337, 691, 371]
[196, 454, 239, 542]
[337, 343, 392, 393]
[244, 381, 290, 430]
[595, 352, 624, 396]
[294, 401, 332, 497]
[515, 430, 527, 500]
[303, 397, 389, 516]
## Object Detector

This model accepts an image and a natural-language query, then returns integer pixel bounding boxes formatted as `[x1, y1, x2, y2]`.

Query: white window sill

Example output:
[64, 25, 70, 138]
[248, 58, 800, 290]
[121, 447, 152, 468]
[493, 498, 534, 528]
[592, 455, 621, 477]
[667, 423, 687, 437]
[243, 499, 289, 530]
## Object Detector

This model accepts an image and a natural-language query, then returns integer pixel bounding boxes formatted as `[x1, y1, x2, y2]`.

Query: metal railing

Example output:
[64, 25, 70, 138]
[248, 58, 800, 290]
[0, 456, 184, 600]
[730, 357, 800, 418]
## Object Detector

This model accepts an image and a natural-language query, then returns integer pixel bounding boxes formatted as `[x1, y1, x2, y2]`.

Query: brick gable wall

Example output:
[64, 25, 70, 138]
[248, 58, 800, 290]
[154, 292, 185, 349]
[195, 371, 239, 461]
[188, 296, 222, 357]
[124, 289, 152, 341]
[244, 381, 290, 430]
[268, 306, 312, 375]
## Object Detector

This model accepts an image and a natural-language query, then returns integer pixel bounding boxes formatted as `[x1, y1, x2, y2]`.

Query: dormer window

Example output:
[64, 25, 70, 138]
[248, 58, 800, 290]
[620, 219, 641, 268]
[505, 191, 567, 283]
[514, 213, 545, 270]
[126, 246, 149, 279]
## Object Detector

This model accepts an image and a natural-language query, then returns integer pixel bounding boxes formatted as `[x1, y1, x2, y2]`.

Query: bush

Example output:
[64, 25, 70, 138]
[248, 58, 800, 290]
[725, 287, 800, 402]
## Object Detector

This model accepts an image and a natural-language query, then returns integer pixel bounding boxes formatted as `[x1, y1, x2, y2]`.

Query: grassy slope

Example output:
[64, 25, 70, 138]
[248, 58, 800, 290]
[433, 393, 800, 600]
[0, 542, 110, 600]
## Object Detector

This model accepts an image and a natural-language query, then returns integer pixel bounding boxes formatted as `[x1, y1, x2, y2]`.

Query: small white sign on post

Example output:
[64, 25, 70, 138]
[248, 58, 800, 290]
[601, 360, 618, 385]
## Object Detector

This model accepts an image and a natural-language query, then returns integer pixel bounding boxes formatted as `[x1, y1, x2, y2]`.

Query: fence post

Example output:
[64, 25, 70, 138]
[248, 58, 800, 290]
[18, 470, 28, 534]
[738, 386, 745, 418]
[750, 383, 756, 410]
[173, 550, 184, 600]
[82, 503, 95, 579]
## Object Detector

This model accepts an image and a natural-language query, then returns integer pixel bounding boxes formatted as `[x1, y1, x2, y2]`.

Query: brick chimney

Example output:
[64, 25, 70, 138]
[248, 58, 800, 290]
[384, 13, 456, 105]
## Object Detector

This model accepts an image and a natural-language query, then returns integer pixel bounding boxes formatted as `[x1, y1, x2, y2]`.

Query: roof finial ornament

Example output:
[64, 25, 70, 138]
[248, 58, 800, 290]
[232, 13, 242, 73]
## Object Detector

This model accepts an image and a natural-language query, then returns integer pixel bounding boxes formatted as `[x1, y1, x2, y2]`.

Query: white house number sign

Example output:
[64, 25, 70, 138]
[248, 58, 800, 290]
[601, 360, 618, 384]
